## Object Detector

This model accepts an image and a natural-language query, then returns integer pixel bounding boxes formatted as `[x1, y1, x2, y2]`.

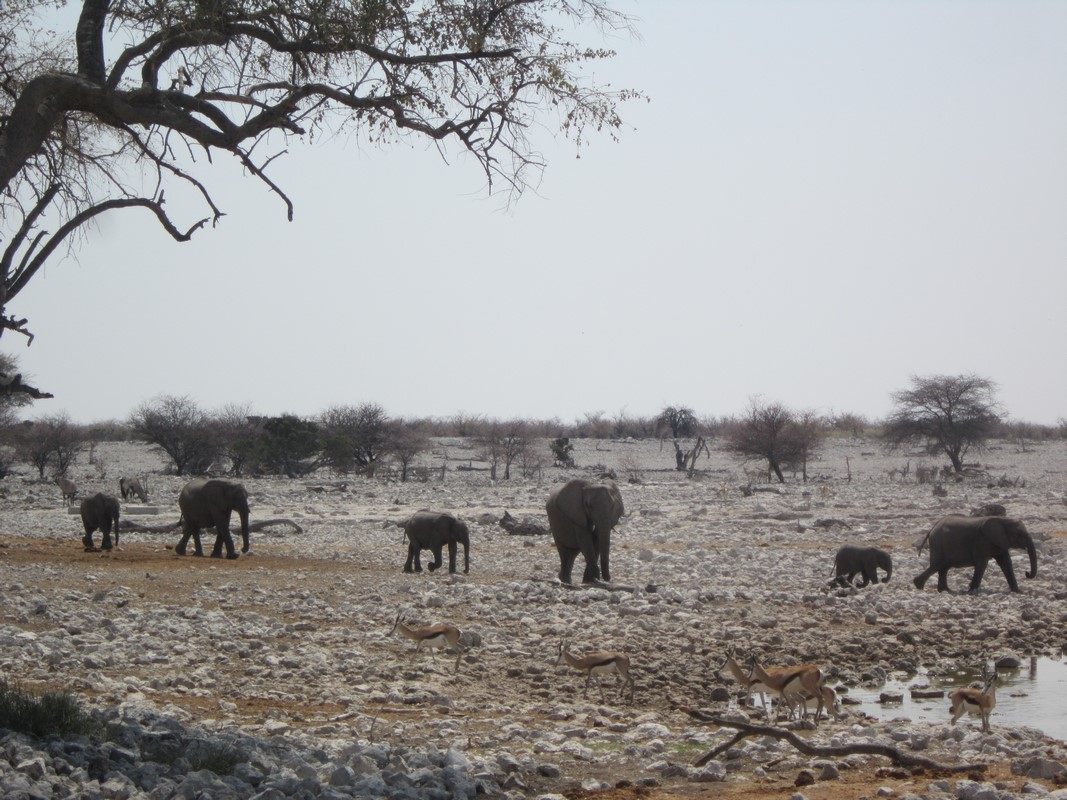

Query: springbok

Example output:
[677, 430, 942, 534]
[55, 476, 77, 505]
[389, 612, 464, 671]
[950, 669, 998, 732]
[749, 655, 827, 724]
[556, 640, 634, 703]
[787, 684, 843, 721]
[714, 647, 810, 717]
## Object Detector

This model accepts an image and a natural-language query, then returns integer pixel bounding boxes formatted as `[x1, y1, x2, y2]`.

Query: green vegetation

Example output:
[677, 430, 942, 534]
[0, 679, 101, 739]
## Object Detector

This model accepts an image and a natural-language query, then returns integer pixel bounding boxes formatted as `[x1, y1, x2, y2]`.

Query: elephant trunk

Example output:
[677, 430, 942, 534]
[599, 531, 611, 583]
[1025, 537, 1037, 580]
[463, 535, 470, 574]
[239, 507, 251, 553]
[883, 554, 892, 582]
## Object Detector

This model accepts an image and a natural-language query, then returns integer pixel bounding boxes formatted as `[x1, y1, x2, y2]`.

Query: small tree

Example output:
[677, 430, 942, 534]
[214, 404, 261, 477]
[385, 421, 431, 482]
[259, 415, 320, 478]
[15, 413, 83, 478]
[550, 437, 575, 467]
[656, 406, 698, 440]
[319, 404, 388, 475]
[882, 374, 1003, 473]
[726, 399, 803, 483]
[129, 395, 215, 476]
[478, 420, 530, 480]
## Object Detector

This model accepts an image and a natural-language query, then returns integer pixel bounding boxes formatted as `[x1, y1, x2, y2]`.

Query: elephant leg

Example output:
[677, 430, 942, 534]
[936, 568, 950, 592]
[175, 529, 192, 556]
[212, 524, 238, 559]
[967, 558, 991, 592]
[404, 544, 418, 573]
[412, 548, 423, 572]
[579, 540, 601, 584]
[992, 553, 1019, 592]
[82, 532, 98, 552]
[558, 547, 578, 584]
[447, 541, 457, 574]
[914, 566, 937, 589]
[427, 546, 443, 572]
[100, 527, 113, 551]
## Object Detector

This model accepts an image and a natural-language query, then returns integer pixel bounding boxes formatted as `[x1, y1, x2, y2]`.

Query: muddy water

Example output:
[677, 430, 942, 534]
[845, 655, 1067, 739]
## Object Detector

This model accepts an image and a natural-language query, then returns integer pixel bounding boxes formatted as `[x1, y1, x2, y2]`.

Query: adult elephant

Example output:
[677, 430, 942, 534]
[79, 493, 120, 552]
[546, 478, 624, 584]
[913, 515, 1037, 593]
[176, 478, 251, 560]
[830, 545, 892, 588]
[403, 511, 470, 574]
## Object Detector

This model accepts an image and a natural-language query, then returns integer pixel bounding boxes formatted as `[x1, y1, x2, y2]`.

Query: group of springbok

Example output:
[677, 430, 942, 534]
[387, 620, 998, 730]
[388, 613, 634, 702]
[717, 646, 998, 731]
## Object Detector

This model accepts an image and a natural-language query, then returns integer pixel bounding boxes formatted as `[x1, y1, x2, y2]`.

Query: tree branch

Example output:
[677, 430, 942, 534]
[679, 710, 989, 773]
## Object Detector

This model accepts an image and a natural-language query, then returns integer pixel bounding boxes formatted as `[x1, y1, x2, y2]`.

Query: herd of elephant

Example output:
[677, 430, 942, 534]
[77, 478, 251, 559]
[76, 474, 1039, 594]
[405, 478, 1038, 595]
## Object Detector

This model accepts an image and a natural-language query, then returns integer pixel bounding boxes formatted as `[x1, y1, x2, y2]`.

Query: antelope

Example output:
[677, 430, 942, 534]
[119, 476, 149, 503]
[555, 640, 634, 703]
[950, 669, 998, 732]
[749, 655, 827, 724]
[714, 647, 810, 717]
[389, 612, 464, 671]
[787, 684, 843, 721]
[713, 646, 771, 713]
[55, 476, 77, 505]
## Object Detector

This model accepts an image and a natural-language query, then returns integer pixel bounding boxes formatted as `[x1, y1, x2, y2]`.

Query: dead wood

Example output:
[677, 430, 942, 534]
[120, 518, 303, 534]
[680, 710, 988, 773]
[248, 518, 303, 534]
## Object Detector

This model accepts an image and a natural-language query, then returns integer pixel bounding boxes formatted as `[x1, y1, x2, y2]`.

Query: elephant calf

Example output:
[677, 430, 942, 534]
[80, 493, 120, 552]
[403, 511, 470, 574]
[830, 545, 892, 588]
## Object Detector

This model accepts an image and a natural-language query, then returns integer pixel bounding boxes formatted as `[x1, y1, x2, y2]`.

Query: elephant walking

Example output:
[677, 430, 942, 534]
[913, 515, 1037, 593]
[176, 478, 251, 559]
[403, 511, 470, 574]
[546, 478, 624, 584]
[830, 545, 892, 588]
[80, 493, 120, 552]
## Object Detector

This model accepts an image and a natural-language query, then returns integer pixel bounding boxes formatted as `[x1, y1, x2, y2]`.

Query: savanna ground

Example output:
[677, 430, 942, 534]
[1, 436, 1066, 799]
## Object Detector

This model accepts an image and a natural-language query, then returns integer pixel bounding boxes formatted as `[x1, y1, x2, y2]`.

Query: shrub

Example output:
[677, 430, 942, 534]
[0, 679, 101, 739]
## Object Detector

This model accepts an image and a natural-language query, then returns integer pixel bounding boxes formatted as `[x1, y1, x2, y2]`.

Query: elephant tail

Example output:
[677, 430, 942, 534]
[915, 525, 934, 555]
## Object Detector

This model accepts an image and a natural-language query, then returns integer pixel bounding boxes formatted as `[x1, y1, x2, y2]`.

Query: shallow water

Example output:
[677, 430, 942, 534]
[845, 655, 1067, 740]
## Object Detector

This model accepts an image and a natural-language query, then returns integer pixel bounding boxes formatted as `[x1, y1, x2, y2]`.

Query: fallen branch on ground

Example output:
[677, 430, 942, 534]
[679, 709, 988, 773]
[119, 518, 303, 534]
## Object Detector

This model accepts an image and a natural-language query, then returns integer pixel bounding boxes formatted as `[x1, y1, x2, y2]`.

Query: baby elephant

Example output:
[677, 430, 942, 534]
[830, 545, 892, 588]
[80, 493, 120, 552]
[403, 511, 470, 574]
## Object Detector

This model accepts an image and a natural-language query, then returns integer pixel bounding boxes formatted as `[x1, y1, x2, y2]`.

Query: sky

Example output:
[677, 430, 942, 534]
[9, 1, 1067, 425]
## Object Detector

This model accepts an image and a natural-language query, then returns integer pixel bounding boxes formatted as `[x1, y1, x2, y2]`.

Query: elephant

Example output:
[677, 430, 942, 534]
[545, 478, 624, 584]
[403, 511, 470, 574]
[830, 545, 892, 588]
[176, 478, 250, 559]
[79, 493, 120, 552]
[913, 515, 1037, 593]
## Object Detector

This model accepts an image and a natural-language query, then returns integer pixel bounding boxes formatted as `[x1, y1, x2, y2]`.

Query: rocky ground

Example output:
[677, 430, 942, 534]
[0, 436, 1066, 799]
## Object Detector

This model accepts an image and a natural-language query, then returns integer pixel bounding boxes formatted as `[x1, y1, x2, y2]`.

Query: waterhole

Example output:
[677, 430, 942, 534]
[844, 655, 1067, 740]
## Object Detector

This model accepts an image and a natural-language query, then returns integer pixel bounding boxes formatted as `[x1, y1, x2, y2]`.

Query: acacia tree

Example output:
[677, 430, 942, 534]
[882, 374, 1003, 473]
[0, 1, 636, 399]
[129, 394, 215, 475]
[726, 399, 822, 484]
[656, 406, 697, 439]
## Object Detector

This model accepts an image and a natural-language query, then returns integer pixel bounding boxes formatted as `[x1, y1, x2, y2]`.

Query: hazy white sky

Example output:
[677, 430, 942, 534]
[11, 1, 1067, 425]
